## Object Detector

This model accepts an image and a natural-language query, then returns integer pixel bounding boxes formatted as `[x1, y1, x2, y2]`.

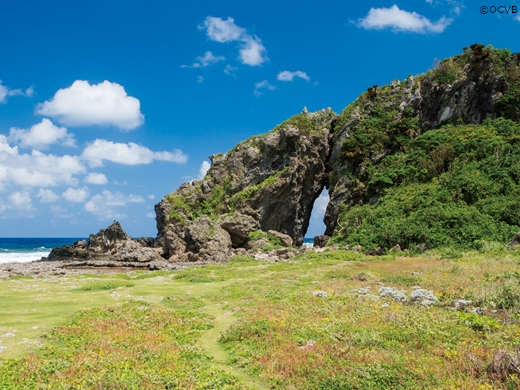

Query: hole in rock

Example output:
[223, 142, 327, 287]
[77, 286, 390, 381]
[305, 191, 329, 241]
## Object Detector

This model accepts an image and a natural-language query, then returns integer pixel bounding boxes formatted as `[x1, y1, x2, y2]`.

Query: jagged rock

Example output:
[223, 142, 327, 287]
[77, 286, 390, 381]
[155, 109, 335, 251]
[268, 230, 293, 247]
[46, 221, 163, 264]
[389, 244, 402, 252]
[185, 216, 232, 262]
[325, 47, 516, 238]
[506, 232, 520, 248]
[416, 243, 429, 252]
[313, 234, 330, 248]
[244, 237, 269, 251]
[365, 247, 384, 256]
[136, 237, 154, 247]
[87, 221, 128, 254]
[221, 213, 259, 247]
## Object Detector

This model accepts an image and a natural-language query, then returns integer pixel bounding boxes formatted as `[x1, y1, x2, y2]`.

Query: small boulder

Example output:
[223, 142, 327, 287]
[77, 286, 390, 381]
[220, 213, 259, 247]
[313, 234, 330, 248]
[506, 232, 520, 248]
[268, 230, 293, 247]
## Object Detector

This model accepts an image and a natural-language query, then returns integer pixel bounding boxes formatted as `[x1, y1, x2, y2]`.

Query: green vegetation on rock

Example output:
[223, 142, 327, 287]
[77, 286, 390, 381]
[332, 118, 520, 251]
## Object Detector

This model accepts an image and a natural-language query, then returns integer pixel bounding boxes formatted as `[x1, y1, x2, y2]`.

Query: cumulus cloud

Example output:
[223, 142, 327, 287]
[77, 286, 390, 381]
[198, 161, 211, 179]
[84, 172, 108, 185]
[182, 51, 225, 68]
[8, 118, 75, 150]
[146, 212, 155, 218]
[62, 187, 89, 202]
[277, 70, 310, 82]
[0, 136, 85, 188]
[254, 80, 277, 97]
[36, 80, 144, 130]
[197, 76, 204, 84]
[0, 81, 33, 103]
[224, 64, 238, 75]
[85, 190, 144, 220]
[81, 139, 188, 167]
[357, 5, 452, 34]
[199, 16, 268, 66]
[9, 191, 33, 211]
[36, 189, 59, 203]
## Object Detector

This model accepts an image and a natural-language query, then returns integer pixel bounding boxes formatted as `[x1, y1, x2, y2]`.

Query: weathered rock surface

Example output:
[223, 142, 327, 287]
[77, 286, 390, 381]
[324, 46, 520, 237]
[155, 108, 335, 260]
[45, 221, 163, 264]
[221, 213, 259, 247]
[313, 234, 331, 248]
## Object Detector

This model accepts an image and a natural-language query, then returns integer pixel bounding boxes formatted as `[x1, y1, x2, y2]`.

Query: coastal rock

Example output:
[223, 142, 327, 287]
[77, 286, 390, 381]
[313, 234, 330, 248]
[267, 230, 293, 247]
[46, 221, 163, 264]
[155, 108, 335, 256]
[185, 216, 232, 262]
[220, 213, 259, 247]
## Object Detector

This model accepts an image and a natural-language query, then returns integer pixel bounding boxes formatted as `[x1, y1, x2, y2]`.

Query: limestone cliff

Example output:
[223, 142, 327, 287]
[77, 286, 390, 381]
[155, 109, 335, 260]
[156, 44, 520, 258]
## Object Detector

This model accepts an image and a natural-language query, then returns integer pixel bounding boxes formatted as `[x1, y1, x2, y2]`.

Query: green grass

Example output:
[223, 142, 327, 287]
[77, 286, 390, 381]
[2, 249, 520, 388]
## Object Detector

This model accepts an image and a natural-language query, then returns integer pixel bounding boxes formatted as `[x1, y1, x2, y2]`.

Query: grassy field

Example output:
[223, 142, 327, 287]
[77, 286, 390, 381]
[1, 248, 520, 389]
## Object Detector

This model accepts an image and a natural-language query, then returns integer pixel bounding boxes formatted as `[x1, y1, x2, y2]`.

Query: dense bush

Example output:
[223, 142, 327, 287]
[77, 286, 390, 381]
[332, 118, 520, 250]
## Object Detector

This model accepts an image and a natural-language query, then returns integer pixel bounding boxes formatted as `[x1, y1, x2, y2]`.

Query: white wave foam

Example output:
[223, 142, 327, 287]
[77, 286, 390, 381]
[0, 251, 50, 264]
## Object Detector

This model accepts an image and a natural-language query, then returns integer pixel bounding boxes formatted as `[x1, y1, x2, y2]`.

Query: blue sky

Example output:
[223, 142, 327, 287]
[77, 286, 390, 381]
[0, 0, 519, 238]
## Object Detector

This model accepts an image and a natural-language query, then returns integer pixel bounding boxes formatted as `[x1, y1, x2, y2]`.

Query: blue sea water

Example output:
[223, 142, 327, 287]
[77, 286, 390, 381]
[303, 237, 314, 248]
[0, 238, 85, 264]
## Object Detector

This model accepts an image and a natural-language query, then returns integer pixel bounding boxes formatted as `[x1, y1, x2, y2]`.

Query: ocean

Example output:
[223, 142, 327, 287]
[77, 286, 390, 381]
[0, 236, 315, 264]
[0, 238, 84, 264]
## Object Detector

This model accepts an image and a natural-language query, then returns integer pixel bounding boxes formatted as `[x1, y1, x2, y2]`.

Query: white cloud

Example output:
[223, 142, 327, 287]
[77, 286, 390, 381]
[0, 137, 85, 188]
[62, 187, 89, 202]
[515, 14, 520, 22]
[147, 194, 155, 200]
[82, 139, 188, 167]
[357, 5, 453, 34]
[200, 16, 245, 42]
[199, 16, 268, 66]
[182, 51, 225, 68]
[146, 212, 155, 218]
[36, 189, 59, 203]
[36, 80, 144, 130]
[84, 172, 108, 185]
[50, 204, 73, 218]
[238, 36, 267, 66]
[0, 135, 18, 156]
[254, 80, 277, 97]
[277, 71, 310, 82]
[85, 190, 144, 220]
[224, 64, 238, 75]
[198, 161, 211, 179]
[197, 76, 204, 84]
[0, 80, 32, 103]
[9, 191, 33, 211]
[8, 118, 75, 150]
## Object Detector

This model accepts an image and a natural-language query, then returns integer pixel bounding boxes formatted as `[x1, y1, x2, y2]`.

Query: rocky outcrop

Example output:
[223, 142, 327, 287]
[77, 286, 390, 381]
[40, 45, 520, 266]
[220, 213, 259, 247]
[324, 45, 520, 236]
[155, 108, 336, 260]
[46, 221, 163, 264]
